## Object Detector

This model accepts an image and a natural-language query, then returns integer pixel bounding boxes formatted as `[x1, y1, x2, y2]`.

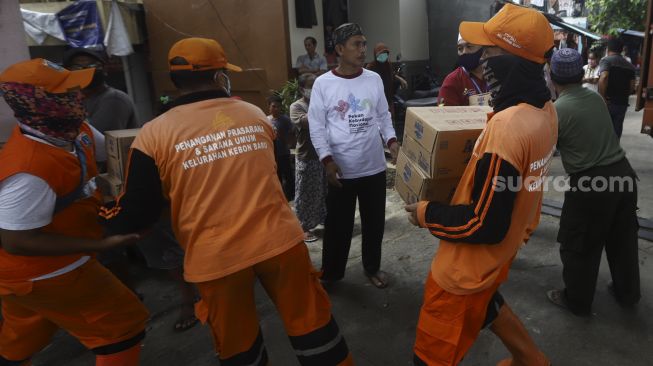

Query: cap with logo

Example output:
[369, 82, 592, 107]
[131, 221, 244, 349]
[168, 37, 242, 72]
[0, 58, 94, 93]
[459, 3, 553, 64]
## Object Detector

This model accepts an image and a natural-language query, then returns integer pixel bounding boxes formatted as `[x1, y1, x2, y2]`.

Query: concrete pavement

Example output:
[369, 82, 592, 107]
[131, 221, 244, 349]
[34, 102, 652, 365]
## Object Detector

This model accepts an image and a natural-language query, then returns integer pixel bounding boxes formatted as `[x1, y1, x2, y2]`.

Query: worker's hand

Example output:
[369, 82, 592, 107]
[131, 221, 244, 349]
[405, 203, 420, 226]
[325, 161, 343, 188]
[389, 141, 400, 164]
[399, 78, 408, 90]
[98, 234, 141, 251]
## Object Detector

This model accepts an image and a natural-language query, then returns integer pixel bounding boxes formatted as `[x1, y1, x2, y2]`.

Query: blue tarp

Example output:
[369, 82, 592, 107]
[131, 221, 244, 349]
[56, 0, 104, 49]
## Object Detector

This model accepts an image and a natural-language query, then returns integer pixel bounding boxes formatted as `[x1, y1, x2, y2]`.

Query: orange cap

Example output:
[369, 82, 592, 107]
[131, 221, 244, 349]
[459, 3, 553, 64]
[168, 37, 242, 72]
[0, 58, 94, 93]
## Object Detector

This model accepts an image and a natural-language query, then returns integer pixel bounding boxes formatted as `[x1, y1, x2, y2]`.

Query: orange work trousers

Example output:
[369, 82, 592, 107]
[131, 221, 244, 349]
[194, 243, 354, 366]
[413, 261, 511, 366]
[0, 259, 148, 363]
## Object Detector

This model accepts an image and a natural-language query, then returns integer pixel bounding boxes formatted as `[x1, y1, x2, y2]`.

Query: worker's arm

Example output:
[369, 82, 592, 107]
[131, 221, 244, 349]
[374, 75, 399, 162]
[0, 228, 139, 256]
[307, 80, 333, 162]
[298, 66, 313, 75]
[598, 71, 609, 99]
[395, 74, 408, 89]
[408, 152, 519, 244]
[99, 148, 165, 234]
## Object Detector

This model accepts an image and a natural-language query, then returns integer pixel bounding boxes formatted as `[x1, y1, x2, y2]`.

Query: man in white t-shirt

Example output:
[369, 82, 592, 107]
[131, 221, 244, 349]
[308, 23, 399, 288]
[582, 51, 600, 93]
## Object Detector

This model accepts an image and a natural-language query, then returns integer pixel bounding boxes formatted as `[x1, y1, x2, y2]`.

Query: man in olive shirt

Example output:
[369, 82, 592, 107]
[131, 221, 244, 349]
[547, 48, 640, 316]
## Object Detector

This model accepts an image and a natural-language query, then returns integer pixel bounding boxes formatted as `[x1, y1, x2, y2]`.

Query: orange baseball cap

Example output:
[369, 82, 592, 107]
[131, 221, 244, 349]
[0, 58, 94, 93]
[168, 37, 242, 72]
[459, 3, 553, 64]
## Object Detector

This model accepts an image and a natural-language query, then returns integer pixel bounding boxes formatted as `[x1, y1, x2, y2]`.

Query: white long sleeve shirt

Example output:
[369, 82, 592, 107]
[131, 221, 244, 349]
[308, 69, 396, 179]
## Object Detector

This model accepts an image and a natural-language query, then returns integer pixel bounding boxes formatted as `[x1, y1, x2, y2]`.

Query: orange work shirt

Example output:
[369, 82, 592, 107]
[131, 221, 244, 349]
[132, 98, 304, 283]
[420, 102, 558, 295]
[0, 124, 102, 283]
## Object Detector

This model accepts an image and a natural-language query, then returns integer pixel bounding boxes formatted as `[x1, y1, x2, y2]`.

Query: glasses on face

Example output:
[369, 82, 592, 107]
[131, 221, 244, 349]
[68, 63, 101, 71]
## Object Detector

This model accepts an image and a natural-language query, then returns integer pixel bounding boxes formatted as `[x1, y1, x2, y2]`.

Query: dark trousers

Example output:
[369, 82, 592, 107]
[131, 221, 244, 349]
[607, 103, 628, 139]
[276, 154, 295, 201]
[321, 171, 386, 281]
[558, 158, 640, 314]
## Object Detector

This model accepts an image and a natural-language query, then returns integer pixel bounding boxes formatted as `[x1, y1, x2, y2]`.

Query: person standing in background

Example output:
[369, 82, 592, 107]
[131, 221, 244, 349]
[296, 36, 328, 76]
[598, 38, 636, 139]
[63, 49, 140, 133]
[290, 73, 327, 243]
[582, 51, 600, 93]
[268, 95, 295, 201]
[308, 23, 399, 289]
[437, 34, 488, 106]
[366, 42, 407, 114]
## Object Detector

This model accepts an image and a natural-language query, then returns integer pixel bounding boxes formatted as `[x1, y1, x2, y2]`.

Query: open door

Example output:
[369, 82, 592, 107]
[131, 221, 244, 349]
[637, 0, 653, 136]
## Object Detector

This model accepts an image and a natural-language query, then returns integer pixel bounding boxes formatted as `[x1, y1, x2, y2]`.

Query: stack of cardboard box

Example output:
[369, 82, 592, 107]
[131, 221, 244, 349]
[96, 129, 140, 198]
[395, 106, 490, 204]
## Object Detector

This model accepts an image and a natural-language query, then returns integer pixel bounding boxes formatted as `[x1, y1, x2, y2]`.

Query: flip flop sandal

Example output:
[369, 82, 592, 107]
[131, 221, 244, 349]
[174, 315, 199, 332]
[546, 289, 569, 310]
[366, 271, 389, 289]
[304, 232, 318, 243]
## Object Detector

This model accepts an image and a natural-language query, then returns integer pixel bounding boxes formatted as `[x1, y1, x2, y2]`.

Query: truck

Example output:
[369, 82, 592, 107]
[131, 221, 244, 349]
[637, 0, 653, 136]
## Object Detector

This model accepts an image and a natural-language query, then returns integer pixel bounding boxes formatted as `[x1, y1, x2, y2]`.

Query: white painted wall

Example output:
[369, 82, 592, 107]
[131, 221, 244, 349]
[348, 0, 428, 62]
[288, 0, 326, 67]
[399, 0, 429, 61]
[348, 0, 401, 63]
[0, 0, 30, 142]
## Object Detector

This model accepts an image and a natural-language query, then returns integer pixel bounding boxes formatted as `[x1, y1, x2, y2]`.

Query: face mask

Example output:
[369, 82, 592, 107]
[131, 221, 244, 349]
[303, 88, 312, 100]
[458, 48, 483, 71]
[215, 71, 231, 96]
[0, 82, 86, 145]
[376, 53, 389, 63]
[482, 57, 502, 104]
[87, 69, 105, 89]
[482, 54, 551, 112]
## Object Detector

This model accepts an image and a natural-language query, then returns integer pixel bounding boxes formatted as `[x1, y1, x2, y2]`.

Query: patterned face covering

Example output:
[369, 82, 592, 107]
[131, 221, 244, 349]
[0, 82, 86, 146]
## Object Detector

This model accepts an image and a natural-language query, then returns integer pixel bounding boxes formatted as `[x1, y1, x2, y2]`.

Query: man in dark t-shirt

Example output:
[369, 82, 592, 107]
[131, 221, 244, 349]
[63, 49, 140, 133]
[267, 95, 295, 201]
[598, 38, 636, 139]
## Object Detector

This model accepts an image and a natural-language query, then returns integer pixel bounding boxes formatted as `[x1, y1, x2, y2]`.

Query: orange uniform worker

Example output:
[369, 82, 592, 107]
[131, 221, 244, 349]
[406, 5, 557, 366]
[0, 59, 148, 366]
[100, 38, 354, 366]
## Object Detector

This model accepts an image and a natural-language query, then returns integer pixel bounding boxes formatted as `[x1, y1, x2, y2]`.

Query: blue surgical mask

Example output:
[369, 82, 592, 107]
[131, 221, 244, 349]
[303, 88, 312, 100]
[376, 53, 389, 63]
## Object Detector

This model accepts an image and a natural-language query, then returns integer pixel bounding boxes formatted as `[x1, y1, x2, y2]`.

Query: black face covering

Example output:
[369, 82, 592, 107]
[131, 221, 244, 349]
[458, 48, 483, 71]
[482, 54, 551, 113]
[87, 69, 106, 89]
